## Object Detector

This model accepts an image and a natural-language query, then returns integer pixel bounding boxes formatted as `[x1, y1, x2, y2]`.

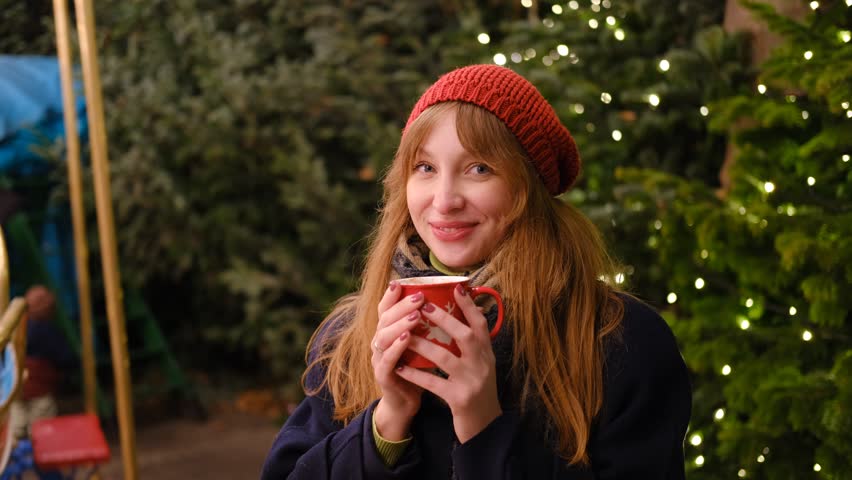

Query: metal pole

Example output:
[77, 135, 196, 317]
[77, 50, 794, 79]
[71, 0, 138, 478]
[0, 226, 9, 312]
[52, 0, 98, 417]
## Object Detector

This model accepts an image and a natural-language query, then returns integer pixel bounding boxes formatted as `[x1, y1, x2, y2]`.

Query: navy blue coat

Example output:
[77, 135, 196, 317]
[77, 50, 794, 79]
[261, 295, 691, 479]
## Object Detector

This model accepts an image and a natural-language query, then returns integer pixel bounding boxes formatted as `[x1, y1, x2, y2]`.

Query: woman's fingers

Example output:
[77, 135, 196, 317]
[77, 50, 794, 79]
[373, 331, 418, 391]
[405, 335, 460, 372]
[453, 285, 489, 340]
[377, 281, 402, 319]
[419, 299, 488, 355]
[373, 309, 421, 353]
[377, 290, 425, 330]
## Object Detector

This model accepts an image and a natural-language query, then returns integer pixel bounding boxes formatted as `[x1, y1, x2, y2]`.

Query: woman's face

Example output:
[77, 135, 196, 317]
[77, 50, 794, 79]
[406, 109, 513, 270]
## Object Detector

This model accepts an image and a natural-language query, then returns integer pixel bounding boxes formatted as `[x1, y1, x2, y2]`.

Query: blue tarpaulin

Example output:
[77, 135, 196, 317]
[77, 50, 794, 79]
[0, 55, 88, 318]
[0, 55, 87, 172]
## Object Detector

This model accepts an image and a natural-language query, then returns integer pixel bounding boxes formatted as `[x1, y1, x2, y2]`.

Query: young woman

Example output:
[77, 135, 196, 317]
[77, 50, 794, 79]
[261, 65, 691, 479]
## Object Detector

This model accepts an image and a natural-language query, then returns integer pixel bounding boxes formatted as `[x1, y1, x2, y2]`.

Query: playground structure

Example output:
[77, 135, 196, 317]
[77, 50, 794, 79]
[0, 0, 198, 478]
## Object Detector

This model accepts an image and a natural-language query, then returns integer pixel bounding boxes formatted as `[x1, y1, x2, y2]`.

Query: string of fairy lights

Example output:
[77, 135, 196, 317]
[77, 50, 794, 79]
[477, 0, 851, 476]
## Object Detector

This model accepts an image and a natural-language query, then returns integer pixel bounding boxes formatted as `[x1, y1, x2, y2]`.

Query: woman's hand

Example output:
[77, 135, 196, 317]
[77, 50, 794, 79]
[371, 281, 426, 441]
[395, 284, 502, 444]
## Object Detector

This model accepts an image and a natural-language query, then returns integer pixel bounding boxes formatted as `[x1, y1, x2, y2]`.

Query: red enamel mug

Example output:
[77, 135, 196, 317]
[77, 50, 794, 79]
[396, 276, 504, 369]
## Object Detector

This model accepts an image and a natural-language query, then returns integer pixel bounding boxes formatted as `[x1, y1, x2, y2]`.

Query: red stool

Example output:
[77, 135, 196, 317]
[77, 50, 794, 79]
[30, 413, 110, 479]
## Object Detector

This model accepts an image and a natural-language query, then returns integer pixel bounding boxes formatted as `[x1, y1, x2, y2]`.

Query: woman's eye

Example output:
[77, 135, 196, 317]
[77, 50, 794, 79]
[414, 163, 434, 173]
[471, 163, 492, 175]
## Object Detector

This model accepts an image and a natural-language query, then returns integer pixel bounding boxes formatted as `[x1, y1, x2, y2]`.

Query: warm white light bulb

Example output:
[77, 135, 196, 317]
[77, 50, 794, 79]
[802, 110, 809, 119]
[648, 94, 660, 106]
[589, 19, 599, 29]
[757, 455, 765, 463]
[842, 31, 851, 43]
[804, 50, 813, 60]
[810, 1, 819, 9]
[807, 176, 816, 186]
[740, 319, 750, 330]
[714, 408, 725, 420]
[606, 16, 616, 26]
[667, 293, 677, 304]
[764, 182, 775, 193]
[615, 273, 625, 284]
[552, 4, 563, 14]
[790, 306, 798, 316]
[695, 456, 705, 466]
[843, 102, 850, 109]
[814, 464, 822, 472]
[477, 33, 490, 44]
[612, 130, 622, 141]
[568, 0, 580, 10]
[700, 106, 709, 116]
[738, 469, 747, 478]
[521, 0, 533, 7]
[757, 84, 767, 94]
[493, 53, 507, 66]
[803, 330, 813, 341]
[690, 434, 702, 446]
[746, 298, 754, 307]
[601, 92, 612, 104]
[574, 104, 584, 114]
[695, 278, 705, 289]
[722, 364, 732, 375]
[843, 154, 850, 162]
[614, 29, 625, 41]
[557, 44, 569, 56]
[659, 59, 670, 71]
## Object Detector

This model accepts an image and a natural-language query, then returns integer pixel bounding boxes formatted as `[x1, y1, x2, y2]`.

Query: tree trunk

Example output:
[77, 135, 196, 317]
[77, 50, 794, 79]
[717, 0, 807, 198]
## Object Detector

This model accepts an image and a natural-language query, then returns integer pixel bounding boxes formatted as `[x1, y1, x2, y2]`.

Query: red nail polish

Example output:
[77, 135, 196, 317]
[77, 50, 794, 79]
[410, 292, 424, 302]
[422, 302, 436, 313]
[399, 331, 409, 340]
[455, 284, 467, 296]
[396, 364, 404, 371]
[407, 311, 419, 321]
[389, 281, 398, 292]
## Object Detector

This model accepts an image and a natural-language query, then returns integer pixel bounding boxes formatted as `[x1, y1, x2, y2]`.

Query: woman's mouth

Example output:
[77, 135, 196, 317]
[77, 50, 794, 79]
[430, 222, 476, 241]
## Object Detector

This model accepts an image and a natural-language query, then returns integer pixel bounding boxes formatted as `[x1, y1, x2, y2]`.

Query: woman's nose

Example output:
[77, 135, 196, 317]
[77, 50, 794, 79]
[432, 178, 464, 213]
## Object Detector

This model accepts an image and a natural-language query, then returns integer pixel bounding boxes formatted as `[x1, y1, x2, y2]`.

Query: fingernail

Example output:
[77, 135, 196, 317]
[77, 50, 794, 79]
[455, 284, 467, 296]
[389, 281, 398, 292]
[407, 311, 419, 321]
[410, 292, 424, 302]
[396, 364, 404, 371]
[422, 302, 436, 313]
[399, 331, 409, 340]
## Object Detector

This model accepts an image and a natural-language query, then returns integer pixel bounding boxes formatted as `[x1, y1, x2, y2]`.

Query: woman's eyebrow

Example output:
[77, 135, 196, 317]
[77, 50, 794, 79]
[417, 147, 432, 158]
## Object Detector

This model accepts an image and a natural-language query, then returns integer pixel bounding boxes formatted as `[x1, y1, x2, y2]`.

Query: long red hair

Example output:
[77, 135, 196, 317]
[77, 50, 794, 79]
[304, 102, 624, 465]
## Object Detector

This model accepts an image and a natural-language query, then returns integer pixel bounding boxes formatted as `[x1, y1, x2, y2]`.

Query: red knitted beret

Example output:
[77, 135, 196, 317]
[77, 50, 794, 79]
[405, 64, 580, 195]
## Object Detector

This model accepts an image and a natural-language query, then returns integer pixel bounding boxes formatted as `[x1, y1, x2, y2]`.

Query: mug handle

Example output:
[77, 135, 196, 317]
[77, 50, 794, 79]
[469, 287, 504, 339]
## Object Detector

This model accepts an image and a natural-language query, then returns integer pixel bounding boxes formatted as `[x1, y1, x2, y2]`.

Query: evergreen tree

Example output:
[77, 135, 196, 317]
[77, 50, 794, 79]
[617, 1, 852, 478]
[472, 0, 751, 299]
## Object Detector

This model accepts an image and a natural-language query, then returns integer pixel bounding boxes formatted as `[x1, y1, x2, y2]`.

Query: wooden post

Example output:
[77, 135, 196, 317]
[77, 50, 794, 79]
[71, 0, 139, 478]
[51, 0, 98, 418]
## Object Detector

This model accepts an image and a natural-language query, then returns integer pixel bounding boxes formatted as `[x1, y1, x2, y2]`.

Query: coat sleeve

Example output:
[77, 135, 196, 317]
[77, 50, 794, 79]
[588, 296, 692, 479]
[260, 315, 423, 479]
[260, 393, 422, 479]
